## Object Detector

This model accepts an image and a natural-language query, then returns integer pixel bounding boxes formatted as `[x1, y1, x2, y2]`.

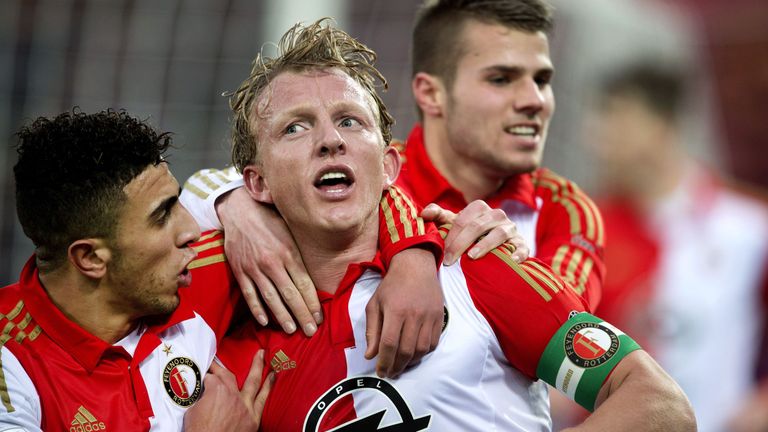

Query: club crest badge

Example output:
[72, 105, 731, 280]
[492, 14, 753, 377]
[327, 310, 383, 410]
[163, 357, 202, 407]
[564, 322, 620, 368]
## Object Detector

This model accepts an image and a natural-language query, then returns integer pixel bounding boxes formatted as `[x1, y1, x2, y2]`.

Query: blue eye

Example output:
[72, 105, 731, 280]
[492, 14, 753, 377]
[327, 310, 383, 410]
[339, 118, 360, 128]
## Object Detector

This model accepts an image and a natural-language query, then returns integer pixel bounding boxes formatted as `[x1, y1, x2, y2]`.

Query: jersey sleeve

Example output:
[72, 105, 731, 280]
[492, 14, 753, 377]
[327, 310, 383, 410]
[460, 244, 640, 412]
[532, 169, 606, 311]
[183, 230, 241, 342]
[179, 167, 244, 232]
[0, 346, 42, 431]
[216, 322, 266, 389]
[378, 185, 443, 266]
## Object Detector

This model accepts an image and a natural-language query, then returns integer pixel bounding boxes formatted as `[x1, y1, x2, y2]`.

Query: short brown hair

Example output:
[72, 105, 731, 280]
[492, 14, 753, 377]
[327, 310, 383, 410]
[229, 18, 394, 171]
[412, 0, 554, 89]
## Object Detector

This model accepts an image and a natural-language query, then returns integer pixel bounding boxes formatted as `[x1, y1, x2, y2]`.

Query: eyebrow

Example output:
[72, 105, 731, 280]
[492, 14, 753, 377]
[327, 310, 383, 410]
[483, 64, 555, 75]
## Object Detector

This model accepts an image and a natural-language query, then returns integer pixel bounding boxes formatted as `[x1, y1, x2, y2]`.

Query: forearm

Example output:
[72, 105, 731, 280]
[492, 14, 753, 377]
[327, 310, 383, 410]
[564, 351, 696, 432]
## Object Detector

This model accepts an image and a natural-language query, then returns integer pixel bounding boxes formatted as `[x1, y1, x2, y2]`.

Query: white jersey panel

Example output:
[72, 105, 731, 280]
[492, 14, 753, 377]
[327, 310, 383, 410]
[499, 197, 542, 257]
[0, 347, 42, 432]
[344, 266, 551, 431]
[115, 313, 217, 432]
[649, 181, 768, 432]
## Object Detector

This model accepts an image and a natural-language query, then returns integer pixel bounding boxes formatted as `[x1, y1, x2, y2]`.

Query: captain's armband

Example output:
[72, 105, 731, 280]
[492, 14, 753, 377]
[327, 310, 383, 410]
[536, 312, 641, 411]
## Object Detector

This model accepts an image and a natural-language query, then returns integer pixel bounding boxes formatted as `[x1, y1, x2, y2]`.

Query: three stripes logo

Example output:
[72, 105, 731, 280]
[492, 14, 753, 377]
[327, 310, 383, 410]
[70, 405, 106, 431]
[270, 349, 297, 373]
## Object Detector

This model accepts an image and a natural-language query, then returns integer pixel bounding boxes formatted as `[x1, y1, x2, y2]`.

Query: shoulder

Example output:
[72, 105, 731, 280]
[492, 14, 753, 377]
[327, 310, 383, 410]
[458, 243, 587, 313]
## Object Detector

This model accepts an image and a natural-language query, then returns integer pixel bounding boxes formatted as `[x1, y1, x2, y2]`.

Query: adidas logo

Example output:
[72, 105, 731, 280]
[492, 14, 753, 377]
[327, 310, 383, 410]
[70, 405, 106, 431]
[270, 349, 297, 372]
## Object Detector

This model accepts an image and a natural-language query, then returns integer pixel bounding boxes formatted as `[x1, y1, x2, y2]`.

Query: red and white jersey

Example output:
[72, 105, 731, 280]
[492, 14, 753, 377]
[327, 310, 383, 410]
[0, 233, 237, 432]
[214, 233, 633, 431]
[596, 165, 768, 432]
[395, 124, 605, 310]
[182, 125, 606, 310]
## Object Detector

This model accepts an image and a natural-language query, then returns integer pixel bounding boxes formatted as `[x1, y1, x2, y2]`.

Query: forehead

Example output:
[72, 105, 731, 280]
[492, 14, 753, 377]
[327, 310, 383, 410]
[122, 163, 178, 211]
[456, 20, 552, 70]
[256, 69, 377, 120]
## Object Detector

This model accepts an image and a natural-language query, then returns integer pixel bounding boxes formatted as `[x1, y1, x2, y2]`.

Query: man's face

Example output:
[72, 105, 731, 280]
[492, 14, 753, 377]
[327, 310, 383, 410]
[441, 20, 555, 178]
[246, 69, 399, 237]
[108, 163, 200, 318]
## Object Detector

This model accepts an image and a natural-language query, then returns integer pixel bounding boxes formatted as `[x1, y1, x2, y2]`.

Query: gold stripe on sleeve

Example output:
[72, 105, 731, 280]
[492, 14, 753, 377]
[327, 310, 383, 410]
[213, 170, 232, 184]
[27, 326, 41, 341]
[380, 193, 401, 244]
[552, 245, 569, 275]
[565, 248, 584, 285]
[198, 173, 221, 192]
[574, 257, 595, 295]
[390, 189, 414, 238]
[192, 238, 224, 253]
[183, 182, 209, 200]
[188, 253, 227, 270]
[491, 249, 552, 301]
[197, 231, 221, 243]
[521, 262, 561, 295]
[391, 187, 425, 236]
[16, 313, 31, 331]
[525, 260, 566, 293]
[0, 343, 15, 413]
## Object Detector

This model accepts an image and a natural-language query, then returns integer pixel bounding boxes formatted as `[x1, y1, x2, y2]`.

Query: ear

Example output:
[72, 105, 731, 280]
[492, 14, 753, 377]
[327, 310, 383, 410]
[68, 239, 111, 280]
[382, 146, 402, 191]
[242, 165, 274, 204]
[412, 72, 446, 118]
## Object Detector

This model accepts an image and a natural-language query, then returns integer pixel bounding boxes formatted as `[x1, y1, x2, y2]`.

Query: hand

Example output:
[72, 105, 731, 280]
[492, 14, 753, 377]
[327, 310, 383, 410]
[365, 248, 443, 378]
[217, 187, 321, 336]
[184, 351, 274, 431]
[421, 200, 529, 265]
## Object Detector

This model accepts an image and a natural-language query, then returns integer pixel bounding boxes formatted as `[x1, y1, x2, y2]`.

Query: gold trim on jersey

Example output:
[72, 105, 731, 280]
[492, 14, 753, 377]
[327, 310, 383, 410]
[574, 257, 594, 295]
[212, 169, 232, 184]
[197, 172, 221, 192]
[198, 231, 221, 243]
[0, 301, 24, 321]
[390, 186, 425, 237]
[490, 249, 552, 301]
[192, 238, 224, 253]
[552, 245, 569, 276]
[525, 260, 565, 294]
[183, 181, 209, 200]
[534, 173, 604, 245]
[380, 194, 400, 244]
[188, 253, 227, 269]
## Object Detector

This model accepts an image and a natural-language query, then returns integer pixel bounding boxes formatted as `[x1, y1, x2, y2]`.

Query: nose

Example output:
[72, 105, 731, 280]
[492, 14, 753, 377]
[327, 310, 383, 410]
[514, 79, 545, 116]
[315, 119, 346, 157]
[177, 205, 201, 249]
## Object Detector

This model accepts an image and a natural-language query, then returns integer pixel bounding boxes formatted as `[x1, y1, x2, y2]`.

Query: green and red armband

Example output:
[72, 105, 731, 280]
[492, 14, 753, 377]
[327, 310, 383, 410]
[536, 312, 641, 411]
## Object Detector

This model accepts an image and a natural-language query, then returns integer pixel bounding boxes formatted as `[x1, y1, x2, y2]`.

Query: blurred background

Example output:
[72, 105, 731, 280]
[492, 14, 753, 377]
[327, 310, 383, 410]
[1, 0, 768, 430]
[0, 0, 766, 281]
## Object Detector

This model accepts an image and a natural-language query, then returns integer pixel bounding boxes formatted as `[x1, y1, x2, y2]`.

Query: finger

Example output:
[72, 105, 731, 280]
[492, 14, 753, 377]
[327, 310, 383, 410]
[241, 350, 265, 402]
[237, 274, 269, 326]
[376, 314, 405, 378]
[253, 274, 297, 334]
[509, 237, 530, 263]
[286, 261, 323, 328]
[364, 301, 382, 360]
[269, 270, 316, 337]
[388, 317, 420, 378]
[465, 224, 515, 259]
[412, 320, 435, 363]
[420, 203, 456, 225]
[252, 372, 276, 422]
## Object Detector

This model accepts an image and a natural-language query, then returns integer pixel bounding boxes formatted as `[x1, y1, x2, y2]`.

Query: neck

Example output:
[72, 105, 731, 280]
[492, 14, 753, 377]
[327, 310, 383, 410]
[422, 120, 504, 202]
[290, 223, 379, 295]
[38, 267, 137, 344]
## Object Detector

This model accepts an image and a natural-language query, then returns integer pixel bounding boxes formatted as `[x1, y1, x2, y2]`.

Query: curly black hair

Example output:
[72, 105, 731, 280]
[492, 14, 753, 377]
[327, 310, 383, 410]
[14, 109, 172, 269]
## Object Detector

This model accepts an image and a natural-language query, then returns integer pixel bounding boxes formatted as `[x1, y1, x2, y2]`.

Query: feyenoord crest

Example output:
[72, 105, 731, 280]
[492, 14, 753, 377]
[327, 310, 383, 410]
[564, 322, 619, 368]
[163, 357, 202, 407]
[304, 377, 431, 431]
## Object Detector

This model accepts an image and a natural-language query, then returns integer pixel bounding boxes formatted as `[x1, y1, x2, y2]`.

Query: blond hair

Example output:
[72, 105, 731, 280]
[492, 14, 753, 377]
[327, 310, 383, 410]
[229, 18, 394, 171]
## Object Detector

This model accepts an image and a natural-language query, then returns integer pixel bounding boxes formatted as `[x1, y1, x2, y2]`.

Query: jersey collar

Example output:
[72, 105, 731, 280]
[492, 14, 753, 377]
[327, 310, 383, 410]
[21, 256, 195, 372]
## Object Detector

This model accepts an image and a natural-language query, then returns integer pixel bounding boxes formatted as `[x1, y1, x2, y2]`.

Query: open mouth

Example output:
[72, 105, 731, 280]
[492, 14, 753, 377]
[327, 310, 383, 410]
[314, 167, 355, 192]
